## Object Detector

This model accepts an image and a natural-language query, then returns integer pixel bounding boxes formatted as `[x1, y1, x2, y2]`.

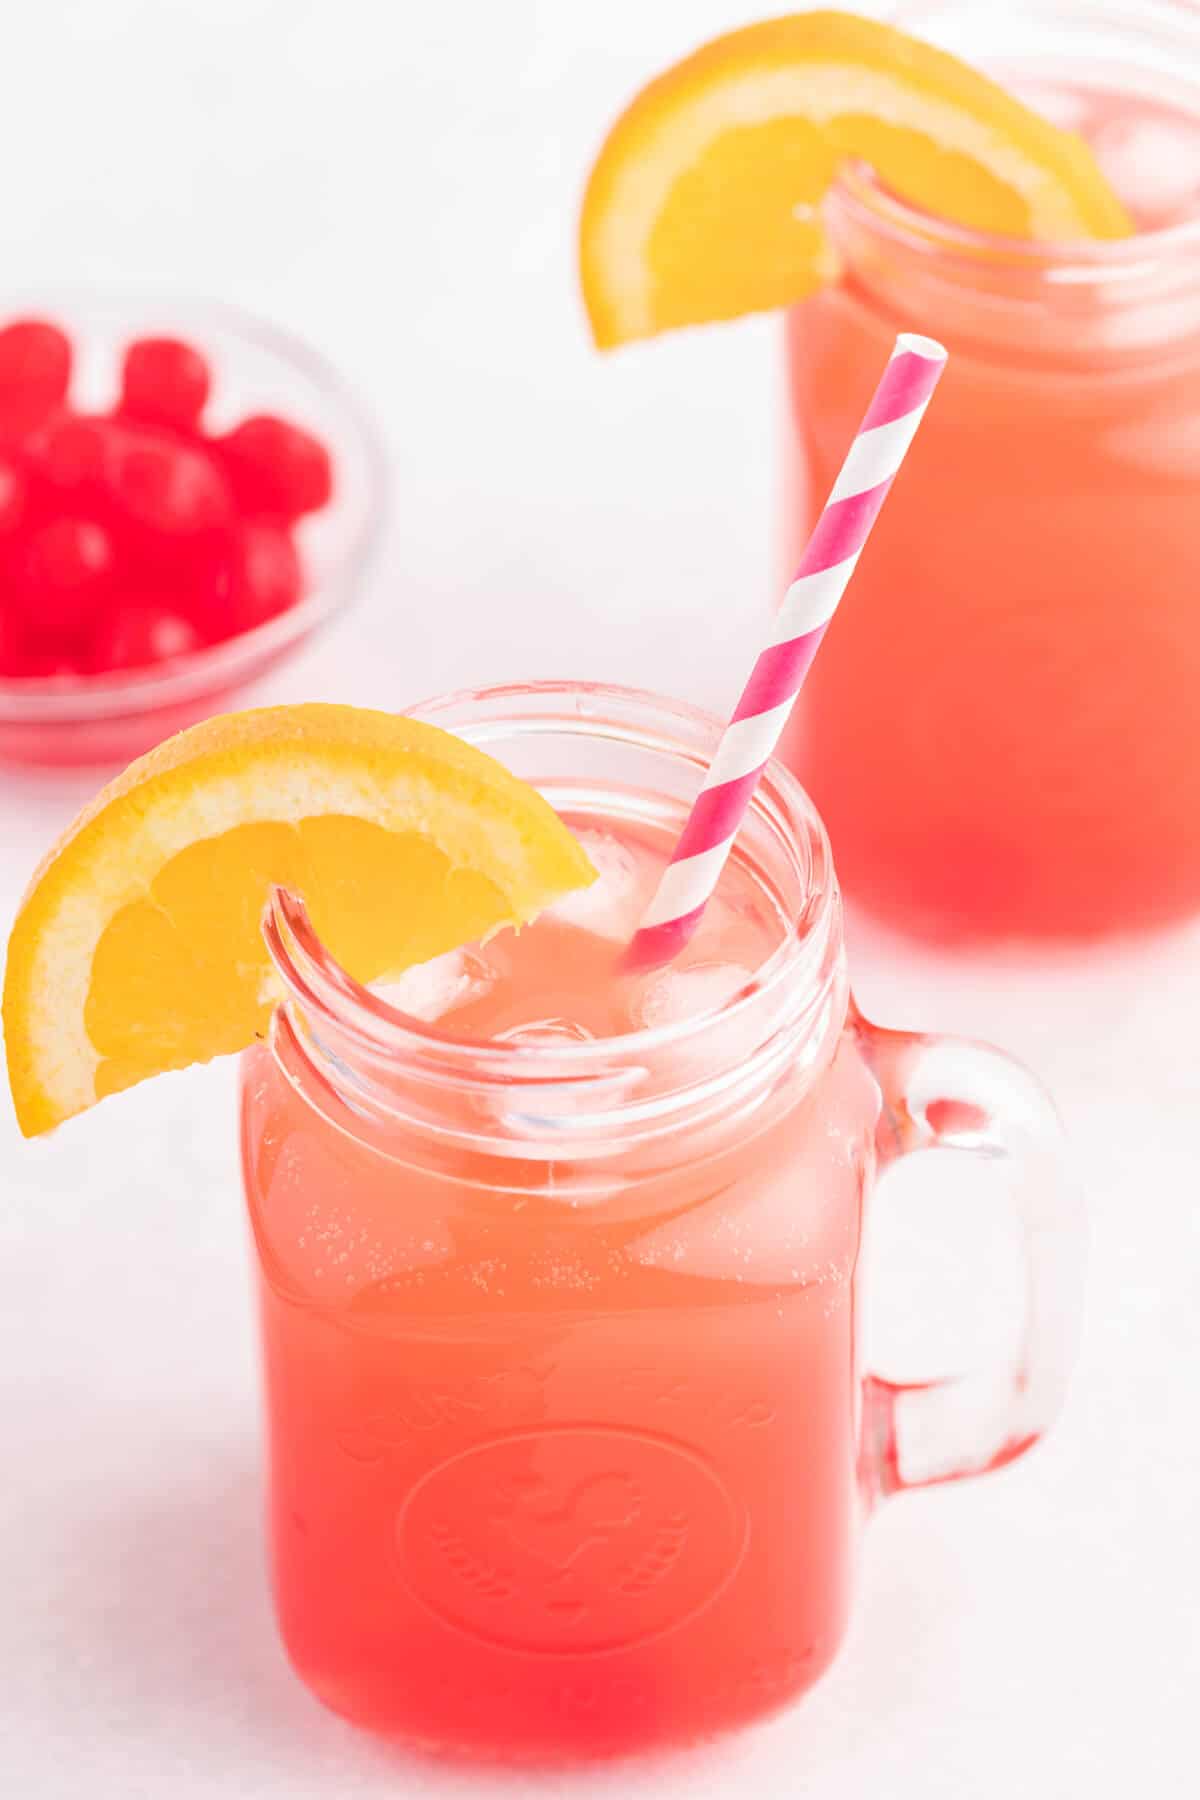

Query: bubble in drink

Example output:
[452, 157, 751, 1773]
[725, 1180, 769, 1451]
[629, 1164, 835, 1286]
[261, 1154, 454, 1302]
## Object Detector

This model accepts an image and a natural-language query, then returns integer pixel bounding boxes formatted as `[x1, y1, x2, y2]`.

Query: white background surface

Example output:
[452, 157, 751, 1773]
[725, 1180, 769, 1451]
[1, 2, 1197, 1795]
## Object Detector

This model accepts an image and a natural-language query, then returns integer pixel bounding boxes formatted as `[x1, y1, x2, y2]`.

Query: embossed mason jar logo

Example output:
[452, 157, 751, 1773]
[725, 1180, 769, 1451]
[396, 1426, 746, 1654]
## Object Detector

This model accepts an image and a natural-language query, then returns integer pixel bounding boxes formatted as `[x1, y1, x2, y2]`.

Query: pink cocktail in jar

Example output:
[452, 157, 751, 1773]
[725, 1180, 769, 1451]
[781, 0, 1200, 940]
[240, 684, 1082, 1760]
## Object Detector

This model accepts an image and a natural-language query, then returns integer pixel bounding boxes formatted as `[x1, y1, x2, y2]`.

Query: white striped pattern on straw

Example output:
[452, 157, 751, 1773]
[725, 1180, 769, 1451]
[625, 331, 948, 970]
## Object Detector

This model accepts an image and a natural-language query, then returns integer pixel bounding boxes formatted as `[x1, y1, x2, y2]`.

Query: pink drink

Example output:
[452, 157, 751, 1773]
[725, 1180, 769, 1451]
[780, 3, 1200, 939]
[386, 817, 788, 1040]
[239, 684, 1082, 1762]
[244, 813, 873, 1757]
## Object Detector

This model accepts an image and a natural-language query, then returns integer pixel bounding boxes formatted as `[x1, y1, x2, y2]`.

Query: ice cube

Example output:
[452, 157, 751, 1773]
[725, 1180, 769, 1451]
[378, 947, 495, 1022]
[634, 962, 755, 1031]
[632, 963, 763, 1088]
[629, 1162, 828, 1285]
[493, 1016, 597, 1047]
[1102, 413, 1200, 477]
[1093, 116, 1200, 225]
[629, 1141, 865, 1286]
[487, 1014, 639, 1145]
[547, 830, 650, 940]
[628, 1042, 875, 1284]
[1017, 81, 1092, 135]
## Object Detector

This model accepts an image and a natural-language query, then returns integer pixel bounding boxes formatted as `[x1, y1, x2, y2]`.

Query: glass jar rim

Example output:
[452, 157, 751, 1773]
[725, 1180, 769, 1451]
[840, 0, 1200, 284]
[264, 681, 842, 1117]
[830, 159, 1200, 283]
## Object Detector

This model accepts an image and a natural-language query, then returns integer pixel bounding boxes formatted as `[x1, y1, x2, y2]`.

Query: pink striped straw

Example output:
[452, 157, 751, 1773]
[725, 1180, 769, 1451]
[626, 331, 947, 972]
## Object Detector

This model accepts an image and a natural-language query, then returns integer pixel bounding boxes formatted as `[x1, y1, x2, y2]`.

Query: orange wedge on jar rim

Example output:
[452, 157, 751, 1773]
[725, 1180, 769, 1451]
[580, 9, 1132, 347]
[2, 705, 596, 1137]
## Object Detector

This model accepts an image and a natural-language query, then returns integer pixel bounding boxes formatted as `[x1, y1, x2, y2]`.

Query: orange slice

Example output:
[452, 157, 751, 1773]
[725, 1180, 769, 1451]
[580, 10, 1132, 347]
[3, 704, 595, 1136]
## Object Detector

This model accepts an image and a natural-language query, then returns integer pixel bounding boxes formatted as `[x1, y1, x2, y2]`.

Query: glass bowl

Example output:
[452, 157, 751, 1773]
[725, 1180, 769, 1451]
[0, 291, 387, 766]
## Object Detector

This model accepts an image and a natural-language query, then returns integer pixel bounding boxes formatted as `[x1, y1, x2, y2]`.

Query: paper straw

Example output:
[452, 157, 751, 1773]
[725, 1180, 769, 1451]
[626, 331, 947, 972]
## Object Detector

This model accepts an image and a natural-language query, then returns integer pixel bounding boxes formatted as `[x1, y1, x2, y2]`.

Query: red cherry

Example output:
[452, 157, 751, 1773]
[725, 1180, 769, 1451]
[36, 414, 118, 501]
[88, 603, 202, 673]
[18, 518, 116, 640]
[0, 599, 83, 678]
[120, 337, 211, 431]
[220, 415, 332, 521]
[110, 426, 232, 544]
[35, 416, 232, 560]
[218, 522, 302, 636]
[0, 455, 28, 536]
[0, 320, 71, 439]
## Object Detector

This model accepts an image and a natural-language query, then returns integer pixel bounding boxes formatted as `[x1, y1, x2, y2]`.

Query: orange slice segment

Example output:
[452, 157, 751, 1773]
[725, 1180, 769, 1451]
[3, 704, 595, 1136]
[580, 11, 1132, 347]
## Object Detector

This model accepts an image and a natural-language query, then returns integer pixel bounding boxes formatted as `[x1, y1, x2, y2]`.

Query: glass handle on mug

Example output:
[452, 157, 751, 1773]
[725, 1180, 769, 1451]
[854, 1010, 1086, 1496]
